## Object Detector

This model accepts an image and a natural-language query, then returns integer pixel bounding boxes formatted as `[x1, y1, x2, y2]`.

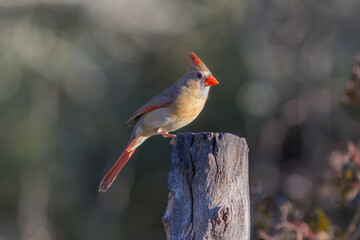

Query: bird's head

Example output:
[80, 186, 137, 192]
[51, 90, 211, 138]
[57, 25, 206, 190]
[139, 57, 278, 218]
[185, 52, 219, 98]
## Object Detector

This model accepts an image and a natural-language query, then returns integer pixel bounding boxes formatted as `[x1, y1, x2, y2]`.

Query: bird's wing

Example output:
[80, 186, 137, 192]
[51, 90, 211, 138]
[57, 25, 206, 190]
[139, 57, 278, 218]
[126, 89, 177, 126]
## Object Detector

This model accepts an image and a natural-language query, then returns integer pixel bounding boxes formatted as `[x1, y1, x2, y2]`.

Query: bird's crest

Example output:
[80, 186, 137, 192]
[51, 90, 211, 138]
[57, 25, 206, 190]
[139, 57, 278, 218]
[188, 52, 209, 72]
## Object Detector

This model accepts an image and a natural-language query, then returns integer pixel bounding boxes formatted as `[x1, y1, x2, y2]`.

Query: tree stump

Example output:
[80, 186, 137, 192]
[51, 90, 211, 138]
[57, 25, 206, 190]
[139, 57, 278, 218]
[162, 132, 250, 240]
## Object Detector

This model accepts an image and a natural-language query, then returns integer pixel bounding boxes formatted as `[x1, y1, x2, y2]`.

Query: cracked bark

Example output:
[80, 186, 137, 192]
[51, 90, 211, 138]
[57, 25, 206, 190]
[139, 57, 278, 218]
[163, 132, 250, 240]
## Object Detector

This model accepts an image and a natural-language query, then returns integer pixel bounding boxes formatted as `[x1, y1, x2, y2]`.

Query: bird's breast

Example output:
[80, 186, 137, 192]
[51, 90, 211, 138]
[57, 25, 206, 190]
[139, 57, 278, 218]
[169, 91, 206, 127]
[137, 90, 207, 135]
[173, 96, 205, 119]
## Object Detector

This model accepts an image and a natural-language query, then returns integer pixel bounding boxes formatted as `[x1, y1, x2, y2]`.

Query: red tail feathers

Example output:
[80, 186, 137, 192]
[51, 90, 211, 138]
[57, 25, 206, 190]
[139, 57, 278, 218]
[99, 138, 137, 192]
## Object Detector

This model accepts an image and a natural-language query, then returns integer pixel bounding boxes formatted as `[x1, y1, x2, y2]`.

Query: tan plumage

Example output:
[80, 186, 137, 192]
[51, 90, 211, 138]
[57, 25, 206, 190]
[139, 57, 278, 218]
[99, 52, 219, 192]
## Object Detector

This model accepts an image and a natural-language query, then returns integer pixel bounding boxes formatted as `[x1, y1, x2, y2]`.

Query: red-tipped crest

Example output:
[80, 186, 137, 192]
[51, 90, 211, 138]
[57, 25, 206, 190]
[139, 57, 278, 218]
[188, 52, 209, 72]
[189, 52, 204, 67]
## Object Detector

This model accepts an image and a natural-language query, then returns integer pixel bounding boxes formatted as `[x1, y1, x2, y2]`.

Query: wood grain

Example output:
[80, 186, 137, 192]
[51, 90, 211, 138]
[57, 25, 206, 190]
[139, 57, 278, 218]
[163, 132, 250, 240]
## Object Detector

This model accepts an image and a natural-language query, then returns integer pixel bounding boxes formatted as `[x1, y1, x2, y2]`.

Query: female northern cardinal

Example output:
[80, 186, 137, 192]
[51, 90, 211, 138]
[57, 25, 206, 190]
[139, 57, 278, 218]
[99, 52, 219, 192]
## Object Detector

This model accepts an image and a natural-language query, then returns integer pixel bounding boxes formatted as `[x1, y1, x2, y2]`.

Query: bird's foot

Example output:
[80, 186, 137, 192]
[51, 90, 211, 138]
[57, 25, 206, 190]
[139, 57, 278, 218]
[157, 131, 177, 145]
[170, 136, 177, 145]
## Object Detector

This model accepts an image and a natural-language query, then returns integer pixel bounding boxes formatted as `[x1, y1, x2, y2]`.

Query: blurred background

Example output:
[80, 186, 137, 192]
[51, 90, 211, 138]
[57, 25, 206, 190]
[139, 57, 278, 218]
[1, 0, 360, 239]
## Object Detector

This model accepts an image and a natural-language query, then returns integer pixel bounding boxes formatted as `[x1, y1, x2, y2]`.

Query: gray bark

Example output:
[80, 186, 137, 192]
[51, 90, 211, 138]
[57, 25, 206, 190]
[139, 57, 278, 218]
[163, 132, 250, 240]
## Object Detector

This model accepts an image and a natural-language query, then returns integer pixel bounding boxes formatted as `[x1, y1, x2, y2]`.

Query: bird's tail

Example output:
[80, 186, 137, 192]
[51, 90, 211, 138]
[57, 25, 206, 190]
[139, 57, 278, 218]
[99, 137, 138, 192]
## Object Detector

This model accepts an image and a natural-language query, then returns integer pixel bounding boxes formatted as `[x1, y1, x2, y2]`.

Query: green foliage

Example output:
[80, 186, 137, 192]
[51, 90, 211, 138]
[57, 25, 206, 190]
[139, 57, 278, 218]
[1, 1, 360, 240]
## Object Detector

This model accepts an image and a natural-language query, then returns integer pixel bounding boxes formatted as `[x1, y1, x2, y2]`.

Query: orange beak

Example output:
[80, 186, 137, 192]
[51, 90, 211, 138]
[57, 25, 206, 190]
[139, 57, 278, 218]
[204, 75, 219, 86]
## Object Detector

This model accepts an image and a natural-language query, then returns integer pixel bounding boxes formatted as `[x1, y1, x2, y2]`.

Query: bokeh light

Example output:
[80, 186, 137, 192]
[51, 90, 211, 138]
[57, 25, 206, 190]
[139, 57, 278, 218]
[1, 0, 360, 239]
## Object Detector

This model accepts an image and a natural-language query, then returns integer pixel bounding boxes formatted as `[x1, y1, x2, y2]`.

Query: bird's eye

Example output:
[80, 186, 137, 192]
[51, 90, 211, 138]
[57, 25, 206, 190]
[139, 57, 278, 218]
[196, 72, 203, 79]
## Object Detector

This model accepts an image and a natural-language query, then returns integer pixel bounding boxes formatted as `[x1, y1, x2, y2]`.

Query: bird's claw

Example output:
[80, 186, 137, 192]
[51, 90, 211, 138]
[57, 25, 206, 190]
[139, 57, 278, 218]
[170, 136, 177, 145]
[156, 130, 177, 145]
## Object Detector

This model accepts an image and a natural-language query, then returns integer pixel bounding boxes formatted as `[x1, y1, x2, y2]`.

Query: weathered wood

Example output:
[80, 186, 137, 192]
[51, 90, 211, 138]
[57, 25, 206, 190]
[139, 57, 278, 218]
[163, 132, 250, 240]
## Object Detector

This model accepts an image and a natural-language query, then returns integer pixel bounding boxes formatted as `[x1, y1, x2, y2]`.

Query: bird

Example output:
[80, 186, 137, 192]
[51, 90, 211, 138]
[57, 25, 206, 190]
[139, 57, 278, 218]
[99, 52, 219, 192]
